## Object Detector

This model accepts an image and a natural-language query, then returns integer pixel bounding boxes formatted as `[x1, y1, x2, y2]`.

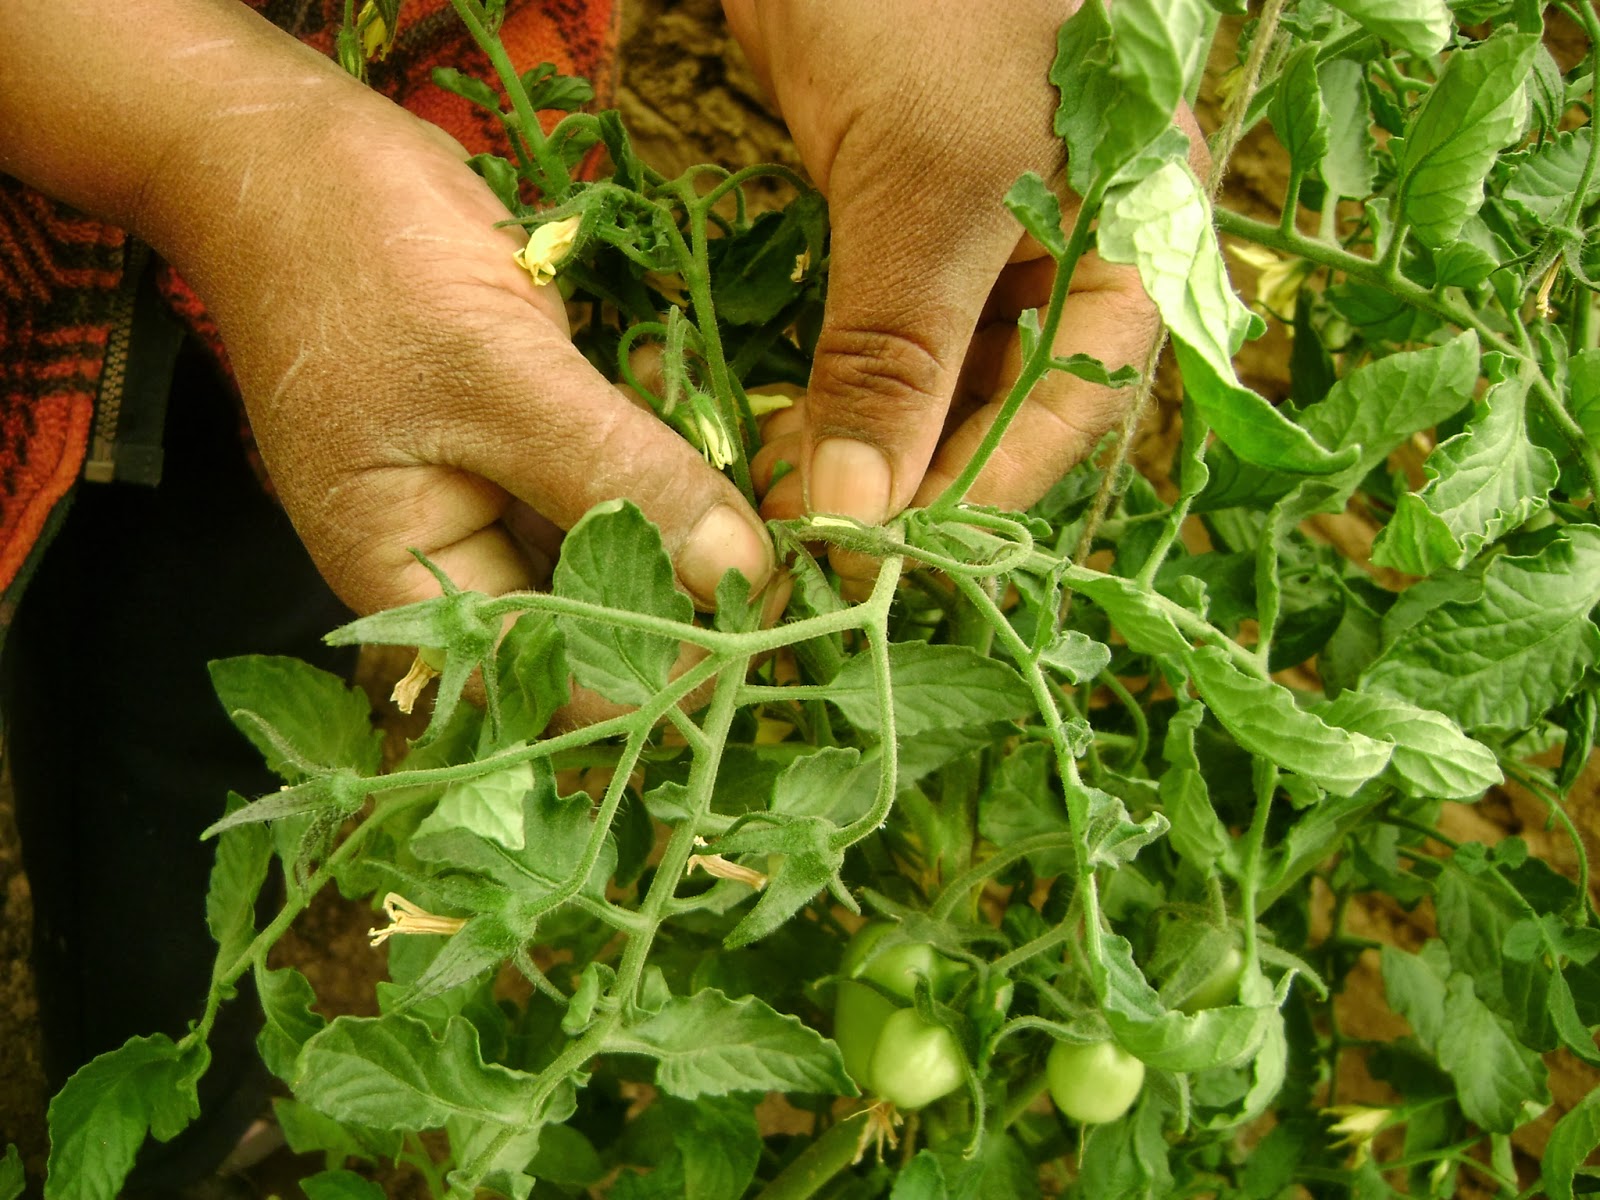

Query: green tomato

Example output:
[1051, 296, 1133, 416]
[833, 979, 899, 1093]
[841, 923, 958, 1002]
[1179, 945, 1244, 1014]
[1046, 1039, 1145, 1124]
[868, 1008, 965, 1110]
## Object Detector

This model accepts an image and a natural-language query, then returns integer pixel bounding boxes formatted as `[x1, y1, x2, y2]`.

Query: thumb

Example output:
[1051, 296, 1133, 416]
[802, 159, 1023, 527]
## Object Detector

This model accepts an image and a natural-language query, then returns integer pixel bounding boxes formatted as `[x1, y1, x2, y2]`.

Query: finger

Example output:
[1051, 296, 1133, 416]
[294, 310, 773, 615]
[915, 252, 1158, 511]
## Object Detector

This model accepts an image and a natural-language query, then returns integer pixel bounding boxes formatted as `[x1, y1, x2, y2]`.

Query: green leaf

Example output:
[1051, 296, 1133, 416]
[551, 500, 693, 705]
[1004, 172, 1066, 259]
[709, 193, 825, 326]
[1395, 31, 1538, 247]
[890, 1152, 948, 1200]
[714, 816, 848, 948]
[412, 764, 614, 903]
[1326, 0, 1451, 56]
[295, 1014, 546, 1129]
[496, 611, 568, 742]
[826, 643, 1033, 737]
[1092, 0, 1210, 183]
[1051, 0, 1118, 196]
[274, 1097, 402, 1164]
[1159, 701, 1238, 876]
[1068, 572, 1190, 658]
[1081, 784, 1169, 868]
[1078, 1096, 1174, 1200]
[1318, 58, 1378, 199]
[1372, 364, 1558, 574]
[614, 1096, 761, 1200]
[772, 746, 878, 823]
[527, 1124, 605, 1188]
[44, 1035, 209, 1200]
[302, 1170, 388, 1200]
[1438, 974, 1549, 1132]
[1363, 526, 1600, 732]
[978, 742, 1073, 876]
[1436, 867, 1557, 1054]
[1269, 46, 1330, 176]
[602, 990, 854, 1099]
[208, 656, 382, 782]
[256, 965, 327, 1084]
[1099, 936, 1278, 1072]
[413, 751, 535, 851]
[1542, 1088, 1600, 1200]
[932, 1132, 1041, 1200]
[0, 1145, 24, 1200]
[1039, 630, 1112, 683]
[1501, 128, 1600, 226]
[1099, 162, 1347, 475]
[1382, 943, 1549, 1133]
[1314, 692, 1501, 800]
[1297, 332, 1480, 477]
[431, 66, 500, 112]
[205, 793, 272, 979]
[1183, 645, 1391, 795]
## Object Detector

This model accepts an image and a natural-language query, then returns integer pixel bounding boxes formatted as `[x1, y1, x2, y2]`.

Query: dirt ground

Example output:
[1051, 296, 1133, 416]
[1, 5, 1597, 1197]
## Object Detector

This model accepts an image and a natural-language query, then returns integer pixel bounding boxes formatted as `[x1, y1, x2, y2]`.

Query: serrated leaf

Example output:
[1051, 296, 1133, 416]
[1039, 630, 1112, 683]
[1327, 0, 1451, 56]
[551, 500, 693, 705]
[208, 656, 383, 782]
[0, 1145, 22, 1200]
[205, 794, 272, 977]
[1372, 364, 1558, 574]
[1501, 128, 1600, 226]
[1363, 526, 1600, 732]
[274, 1097, 402, 1164]
[496, 611, 568, 742]
[44, 1035, 208, 1200]
[1099, 935, 1278, 1072]
[1092, 0, 1209, 183]
[1437, 868, 1558, 1054]
[1099, 162, 1347, 475]
[1068, 572, 1190, 657]
[1184, 645, 1390, 795]
[614, 1096, 760, 1200]
[1314, 692, 1501, 800]
[1082, 783, 1169, 868]
[1298, 332, 1480, 476]
[715, 817, 848, 948]
[1438, 974, 1549, 1132]
[412, 766, 615, 904]
[978, 742, 1073, 875]
[413, 752, 535, 851]
[1543, 1088, 1600, 1200]
[826, 643, 1033, 737]
[772, 746, 878, 823]
[1318, 58, 1378, 199]
[256, 964, 327, 1084]
[302, 1170, 388, 1200]
[1004, 172, 1066, 259]
[1396, 32, 1539, 247]
[295, 1014, 543, 1128]
[602, 990, 854, 1098]
[1269, 46, 1330, 176]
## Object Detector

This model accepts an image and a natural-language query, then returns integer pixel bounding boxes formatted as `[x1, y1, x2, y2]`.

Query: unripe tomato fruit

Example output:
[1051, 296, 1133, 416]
[868, 1008, 965, 1109]
[1046, 1039, 1145, 1124]
[841, 923, 957, 1001]
[1179, 945, 1243, 1014]
[833, 979, 899, 1093]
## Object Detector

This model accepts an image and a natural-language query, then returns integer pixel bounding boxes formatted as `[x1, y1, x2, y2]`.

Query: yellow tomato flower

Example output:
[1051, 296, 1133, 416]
[746, 392, 795, 418]
[514, 215, 583, 287]
[1323, 1104, 1390, 1167]
[367, 893, 467, 947]
[356, 0, 395, 61]
[1229, 241, 1314, 317]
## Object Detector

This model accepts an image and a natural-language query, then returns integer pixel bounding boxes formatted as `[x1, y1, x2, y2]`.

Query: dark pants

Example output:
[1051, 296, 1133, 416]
[1, 339, 355, 1188]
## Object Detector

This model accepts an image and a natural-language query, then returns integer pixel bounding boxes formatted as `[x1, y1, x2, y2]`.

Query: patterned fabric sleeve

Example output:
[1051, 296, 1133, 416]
[0, 0, 619, 608]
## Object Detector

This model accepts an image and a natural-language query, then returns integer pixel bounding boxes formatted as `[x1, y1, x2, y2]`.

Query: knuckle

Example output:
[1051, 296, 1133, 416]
[809, 324, 951, 428]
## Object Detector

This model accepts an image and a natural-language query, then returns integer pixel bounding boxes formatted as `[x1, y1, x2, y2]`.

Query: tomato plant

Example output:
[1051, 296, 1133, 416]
[16, 1, 1600, 1198]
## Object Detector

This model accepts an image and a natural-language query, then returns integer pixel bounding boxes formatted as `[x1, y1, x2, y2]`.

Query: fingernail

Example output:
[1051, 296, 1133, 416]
[680, 504, 771, 607]
[809, 437, 892, 524]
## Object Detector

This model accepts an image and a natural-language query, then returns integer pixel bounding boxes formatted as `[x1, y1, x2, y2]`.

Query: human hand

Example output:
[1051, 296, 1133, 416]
[130, 19, 773, 616]
[724, 1, 1201, 564]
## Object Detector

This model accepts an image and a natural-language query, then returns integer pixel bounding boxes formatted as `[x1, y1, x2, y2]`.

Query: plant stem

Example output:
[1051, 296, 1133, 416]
[930, 185, 1100, 514]
[754, 1110, 874, 1200]
[446, 0, 569, 198]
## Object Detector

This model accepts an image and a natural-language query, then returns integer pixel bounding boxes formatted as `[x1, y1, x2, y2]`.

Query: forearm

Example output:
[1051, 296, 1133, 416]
[0, 1, 393, 268]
